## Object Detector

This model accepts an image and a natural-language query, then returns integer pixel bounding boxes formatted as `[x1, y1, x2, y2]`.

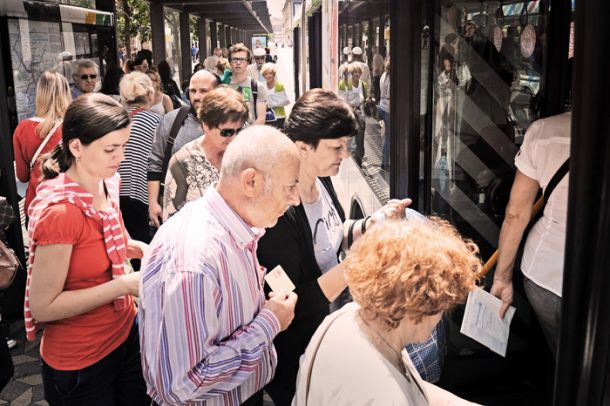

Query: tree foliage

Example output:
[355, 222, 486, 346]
[115, 0, 151, 48]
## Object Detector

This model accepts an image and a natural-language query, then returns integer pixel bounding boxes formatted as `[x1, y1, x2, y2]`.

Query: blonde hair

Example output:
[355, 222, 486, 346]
[260, 63, 277, 76]
[119, 71, 154, 107]
[34, 71, 71, 139]
[216, 57, 231, 73]
[345, 218, 480, 328]
[349, 62, 362, 74]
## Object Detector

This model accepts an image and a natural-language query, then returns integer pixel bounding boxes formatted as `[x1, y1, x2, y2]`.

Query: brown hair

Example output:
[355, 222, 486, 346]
[41, 94, 130, 179]
[345, 218, 480, 329]
[284, 88, 357, 148]
[228, 43, 251, 61]
[198, 86, 248, 129]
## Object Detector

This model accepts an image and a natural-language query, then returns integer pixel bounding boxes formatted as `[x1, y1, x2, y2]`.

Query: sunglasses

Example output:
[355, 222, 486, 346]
[219, 127, 243, 137]
[80, 74, 97, 80]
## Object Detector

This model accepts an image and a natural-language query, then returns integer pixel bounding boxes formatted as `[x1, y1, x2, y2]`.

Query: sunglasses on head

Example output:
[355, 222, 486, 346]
[80, 74, 97, 80]
[219, 127, 243, 137]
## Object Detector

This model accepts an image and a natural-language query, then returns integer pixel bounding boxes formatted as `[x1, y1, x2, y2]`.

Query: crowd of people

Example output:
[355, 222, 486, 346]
[4, 37, 566, 406]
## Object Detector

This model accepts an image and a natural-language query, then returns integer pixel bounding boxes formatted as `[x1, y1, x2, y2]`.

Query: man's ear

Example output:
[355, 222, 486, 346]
[241, 168, 263, 198]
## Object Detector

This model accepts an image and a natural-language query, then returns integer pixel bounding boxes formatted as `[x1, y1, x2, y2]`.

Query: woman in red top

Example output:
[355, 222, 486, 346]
[13, 71, 71, 214]
[26, 94, 150, 405]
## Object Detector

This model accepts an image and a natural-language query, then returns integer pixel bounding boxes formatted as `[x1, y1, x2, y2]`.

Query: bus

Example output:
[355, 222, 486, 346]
[293, 0, 610, 404]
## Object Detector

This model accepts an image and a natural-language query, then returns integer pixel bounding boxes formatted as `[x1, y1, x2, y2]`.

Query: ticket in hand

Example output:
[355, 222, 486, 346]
[264, 266, 296, 293]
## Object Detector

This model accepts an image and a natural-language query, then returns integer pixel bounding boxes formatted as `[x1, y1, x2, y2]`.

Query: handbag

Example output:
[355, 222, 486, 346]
[0, 240, 20, 290]
[0, 197, 16, 231]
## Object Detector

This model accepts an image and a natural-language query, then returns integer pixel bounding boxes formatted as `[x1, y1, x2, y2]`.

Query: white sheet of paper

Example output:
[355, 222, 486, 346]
[460, 287, 516, 357]
[264, 265, 296, 293]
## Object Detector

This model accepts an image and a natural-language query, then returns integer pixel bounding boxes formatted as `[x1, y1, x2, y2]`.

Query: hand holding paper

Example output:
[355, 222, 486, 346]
[460, 287, 516, 357]
[265, 265, 296, 293]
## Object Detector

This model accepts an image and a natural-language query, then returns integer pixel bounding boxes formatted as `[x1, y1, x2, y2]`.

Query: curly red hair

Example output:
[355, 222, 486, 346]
[344, 218, 480, 329]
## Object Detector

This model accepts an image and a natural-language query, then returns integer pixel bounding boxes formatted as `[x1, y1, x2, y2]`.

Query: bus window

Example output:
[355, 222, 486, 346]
[428, 1, 549, 259]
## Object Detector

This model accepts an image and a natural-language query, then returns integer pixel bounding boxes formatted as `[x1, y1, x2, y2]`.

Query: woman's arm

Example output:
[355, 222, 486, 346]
[163, 94, 174, 113]
[29, 244, 139, 322]
[127, 239, 148, 259]
[490, 170, 540, 317]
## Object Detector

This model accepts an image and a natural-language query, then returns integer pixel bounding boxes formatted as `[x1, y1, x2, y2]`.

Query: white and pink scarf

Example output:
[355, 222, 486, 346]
[24, 173, 127, 341]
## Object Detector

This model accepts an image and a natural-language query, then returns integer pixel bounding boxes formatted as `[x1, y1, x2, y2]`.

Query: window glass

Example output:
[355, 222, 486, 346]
[428, 1, 548, 256]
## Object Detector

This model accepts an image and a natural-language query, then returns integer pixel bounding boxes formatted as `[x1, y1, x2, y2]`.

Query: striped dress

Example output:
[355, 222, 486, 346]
[139, 185, 280, 405]
[119, 109, 163, 205]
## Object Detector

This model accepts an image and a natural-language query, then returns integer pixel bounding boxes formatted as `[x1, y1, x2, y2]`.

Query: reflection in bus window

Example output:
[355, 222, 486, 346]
[429, 1, 550, 258]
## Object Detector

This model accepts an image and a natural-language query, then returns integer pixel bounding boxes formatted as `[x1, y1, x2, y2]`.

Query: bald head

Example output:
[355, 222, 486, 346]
[220, 125, 298, 181]
[189, 69, 220, 111]
[218, 125, 301, 228]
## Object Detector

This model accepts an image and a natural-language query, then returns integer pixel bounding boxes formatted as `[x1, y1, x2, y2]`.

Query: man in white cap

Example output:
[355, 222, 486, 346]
[351, 46, 371, 89]
[338, 46, 351, 82]
[247, 47, 266, 82]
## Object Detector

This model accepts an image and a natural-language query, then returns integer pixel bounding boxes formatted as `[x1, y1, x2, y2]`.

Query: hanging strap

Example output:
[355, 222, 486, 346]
[543, 157, 570, 203]
[30, 120, 62, 171]
[162, 106, 190, 179]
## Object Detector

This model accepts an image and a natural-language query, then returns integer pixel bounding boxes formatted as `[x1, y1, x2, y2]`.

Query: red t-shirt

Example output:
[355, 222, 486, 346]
[32, 203, 136, 371]
[12, 119, 63, 212]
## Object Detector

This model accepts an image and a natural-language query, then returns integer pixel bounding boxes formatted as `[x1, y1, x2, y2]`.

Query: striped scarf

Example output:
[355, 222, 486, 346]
[24, 173, 127, 341]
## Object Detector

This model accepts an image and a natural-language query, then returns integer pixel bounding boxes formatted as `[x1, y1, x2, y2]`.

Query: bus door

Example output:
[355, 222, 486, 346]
[412, 0, 573, 403]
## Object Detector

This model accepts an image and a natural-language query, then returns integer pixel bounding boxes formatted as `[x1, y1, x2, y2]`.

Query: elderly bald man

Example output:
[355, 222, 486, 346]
[139, 126, 300, 406]
[147, 68, 220, 227]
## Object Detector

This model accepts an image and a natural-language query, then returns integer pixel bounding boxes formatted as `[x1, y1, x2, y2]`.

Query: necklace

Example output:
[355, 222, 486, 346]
[358, 315, 407, 376]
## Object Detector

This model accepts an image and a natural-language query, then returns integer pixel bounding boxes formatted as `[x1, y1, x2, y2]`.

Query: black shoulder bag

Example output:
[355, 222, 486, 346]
[158, 106, 190, 204]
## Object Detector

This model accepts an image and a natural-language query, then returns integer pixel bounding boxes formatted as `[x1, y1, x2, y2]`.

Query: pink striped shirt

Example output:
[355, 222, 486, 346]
[139, 184, 281, 405]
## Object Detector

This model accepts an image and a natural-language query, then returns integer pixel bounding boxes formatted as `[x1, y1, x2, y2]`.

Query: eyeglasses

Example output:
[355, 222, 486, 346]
[254, 56, 265, 60]
[80, 74, 97, 81]
[218, 127, 243, 137]
[230, 57, 247, 63]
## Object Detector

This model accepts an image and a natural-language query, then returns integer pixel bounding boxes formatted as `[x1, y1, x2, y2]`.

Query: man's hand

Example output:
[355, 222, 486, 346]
[149, 201, 163, 228]
[490, 278, 514, 319]
[265, 291, 298, 331]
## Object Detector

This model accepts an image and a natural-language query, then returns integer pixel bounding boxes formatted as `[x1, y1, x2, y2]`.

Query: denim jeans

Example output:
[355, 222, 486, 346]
[41, 317, 150, 406]
[379, 108, 390, 168]
[523, 276, 561, 359]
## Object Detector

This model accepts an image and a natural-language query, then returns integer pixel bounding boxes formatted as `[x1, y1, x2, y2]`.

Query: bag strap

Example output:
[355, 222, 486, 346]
[162, 106, 190, 180]
[479, 157, 570, 277]
[302, 309, 346, 405]
[251, 79, 258, 119]
[543, 157, 570, 203]
[30, 120, 62, 170]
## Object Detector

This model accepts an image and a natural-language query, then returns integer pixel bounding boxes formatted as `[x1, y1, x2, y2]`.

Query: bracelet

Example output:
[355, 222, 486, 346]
[361, 216, 371, 234]
[347, 219, 358, 248]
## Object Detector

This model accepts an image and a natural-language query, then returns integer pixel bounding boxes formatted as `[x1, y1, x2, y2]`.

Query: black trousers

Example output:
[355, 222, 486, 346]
[0, 332, 13, 391]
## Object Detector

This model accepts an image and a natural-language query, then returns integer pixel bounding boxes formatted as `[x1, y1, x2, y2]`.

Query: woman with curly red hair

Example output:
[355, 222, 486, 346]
[294, 218, 481, 405]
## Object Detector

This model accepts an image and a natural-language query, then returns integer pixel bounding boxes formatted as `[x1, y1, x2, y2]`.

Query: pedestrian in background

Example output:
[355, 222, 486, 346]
[13, 71, 71, 215]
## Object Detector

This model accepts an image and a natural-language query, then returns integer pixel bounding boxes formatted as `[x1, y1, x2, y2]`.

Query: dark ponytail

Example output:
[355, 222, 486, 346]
[40, 93, 130, 180]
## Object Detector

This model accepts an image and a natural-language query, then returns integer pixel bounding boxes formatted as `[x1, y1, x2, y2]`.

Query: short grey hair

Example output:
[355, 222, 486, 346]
[220, 125, 298, 193]
[72, 59, 99, 75]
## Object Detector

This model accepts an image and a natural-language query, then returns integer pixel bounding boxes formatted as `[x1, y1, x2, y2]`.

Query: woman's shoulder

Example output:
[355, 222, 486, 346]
[13, 119, 40, 139]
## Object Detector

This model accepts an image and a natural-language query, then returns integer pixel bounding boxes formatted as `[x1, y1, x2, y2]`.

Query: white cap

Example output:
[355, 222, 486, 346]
[343, 46, 351, 55]
[253, 47, 266, 57]
[58, 51, 73, 61]
[352, 46, 363, 55]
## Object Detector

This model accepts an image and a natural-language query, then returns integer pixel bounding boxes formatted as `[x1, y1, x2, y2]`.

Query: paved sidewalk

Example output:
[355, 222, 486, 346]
[1, 320, 47, 405]
[2, 318, 274, 405]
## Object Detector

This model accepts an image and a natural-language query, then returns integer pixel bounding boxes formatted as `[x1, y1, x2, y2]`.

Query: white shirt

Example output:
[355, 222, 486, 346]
[515, 112, 571, 296]
[303, 179, 343, 273]
[293, 303, 429, 406]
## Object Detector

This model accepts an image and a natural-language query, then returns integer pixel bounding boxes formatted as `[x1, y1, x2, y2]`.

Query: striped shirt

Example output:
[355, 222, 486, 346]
[139, 185, 281, 405]
[119, 109, 163, 205]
